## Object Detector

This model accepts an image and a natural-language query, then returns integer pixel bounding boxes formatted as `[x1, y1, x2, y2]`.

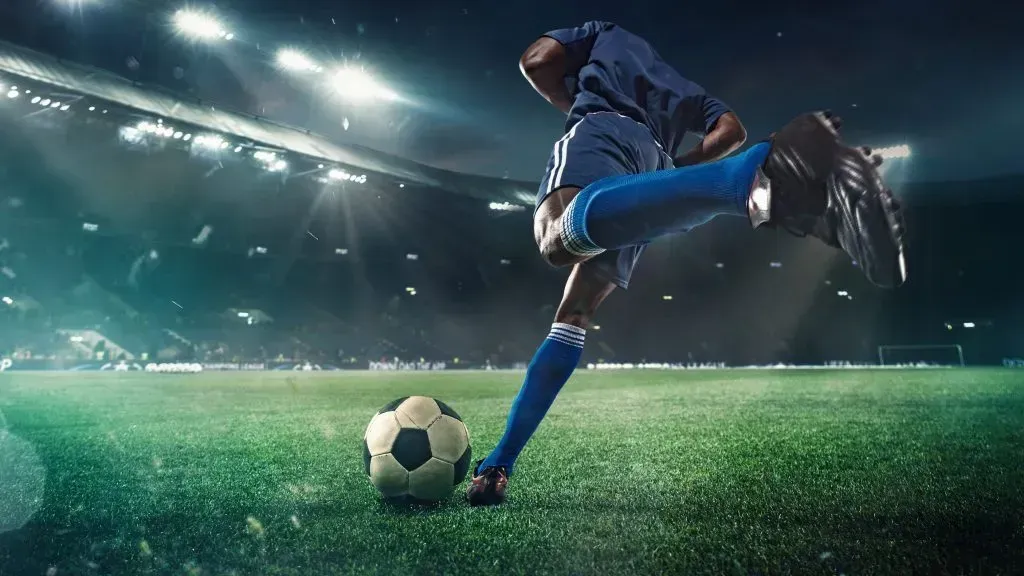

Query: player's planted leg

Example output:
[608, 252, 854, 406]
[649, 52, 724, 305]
[468, 266, 615, 506]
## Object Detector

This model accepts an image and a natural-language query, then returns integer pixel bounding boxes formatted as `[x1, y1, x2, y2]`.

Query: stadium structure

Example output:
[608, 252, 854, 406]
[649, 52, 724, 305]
[0, 38, 1021, 370]
[1, 15, 1023, 576]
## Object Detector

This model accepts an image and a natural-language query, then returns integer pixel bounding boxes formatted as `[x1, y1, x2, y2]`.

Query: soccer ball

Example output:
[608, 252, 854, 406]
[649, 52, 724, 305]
[362, 396, 472, 503]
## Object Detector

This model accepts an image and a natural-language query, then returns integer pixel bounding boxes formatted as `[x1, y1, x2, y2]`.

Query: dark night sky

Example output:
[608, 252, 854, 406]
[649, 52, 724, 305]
[0, 0, 1020, 183]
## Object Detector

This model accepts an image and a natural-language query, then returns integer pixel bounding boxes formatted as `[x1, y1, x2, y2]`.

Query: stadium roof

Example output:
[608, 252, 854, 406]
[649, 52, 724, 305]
[0, 40, 538, 206]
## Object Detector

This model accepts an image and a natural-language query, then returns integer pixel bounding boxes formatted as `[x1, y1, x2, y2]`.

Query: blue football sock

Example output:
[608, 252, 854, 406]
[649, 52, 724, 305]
[481, 323, 585, 475]
[560, 142, 771, 256]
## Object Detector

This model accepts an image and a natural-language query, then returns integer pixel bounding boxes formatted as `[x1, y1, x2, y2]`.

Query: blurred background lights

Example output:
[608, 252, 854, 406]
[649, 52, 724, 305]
[174, 10, 233, 41]
[194, 134, 228, 150]
[874, 144, 912, 160]
[333, 67, 397, 103]
[277, 49, 322, 73]
[488, 202, 526, 212]
[328, 169, 367, 184]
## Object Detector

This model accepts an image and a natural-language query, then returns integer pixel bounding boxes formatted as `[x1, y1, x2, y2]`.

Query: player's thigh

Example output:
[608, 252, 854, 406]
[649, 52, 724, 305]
[534, 113, 653, 225]
[535, 113, 663, 288]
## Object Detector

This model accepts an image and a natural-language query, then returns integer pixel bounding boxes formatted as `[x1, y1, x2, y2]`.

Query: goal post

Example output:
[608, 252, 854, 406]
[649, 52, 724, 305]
[877, 344, 965, 367]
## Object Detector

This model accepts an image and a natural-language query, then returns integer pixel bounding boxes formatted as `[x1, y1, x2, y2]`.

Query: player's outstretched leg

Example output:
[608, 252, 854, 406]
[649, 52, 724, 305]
[541, 111, 906, 288]
[758, 113, 907, 287]
[543, 142, 770, 264]
[468, 265, 615, 507]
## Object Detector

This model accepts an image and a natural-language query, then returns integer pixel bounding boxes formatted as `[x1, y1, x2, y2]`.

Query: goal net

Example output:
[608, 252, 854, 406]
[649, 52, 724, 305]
[877, 344, 964, 367]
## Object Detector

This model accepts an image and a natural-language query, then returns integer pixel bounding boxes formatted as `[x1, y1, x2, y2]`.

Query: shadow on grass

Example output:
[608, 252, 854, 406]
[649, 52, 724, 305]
[375, 494, 466, 516]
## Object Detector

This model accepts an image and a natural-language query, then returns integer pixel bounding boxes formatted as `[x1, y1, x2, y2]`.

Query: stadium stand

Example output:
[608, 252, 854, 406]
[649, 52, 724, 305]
[0, 41, 1021, 369]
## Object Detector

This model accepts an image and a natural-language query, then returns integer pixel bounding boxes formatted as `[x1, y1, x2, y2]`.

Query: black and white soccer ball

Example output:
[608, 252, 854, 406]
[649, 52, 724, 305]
[363, 396, 472, 503]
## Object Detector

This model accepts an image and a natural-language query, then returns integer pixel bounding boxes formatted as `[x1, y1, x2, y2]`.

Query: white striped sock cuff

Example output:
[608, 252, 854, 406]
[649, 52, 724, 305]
[559, 195, 605, 258]
[547, 322, 586, 349]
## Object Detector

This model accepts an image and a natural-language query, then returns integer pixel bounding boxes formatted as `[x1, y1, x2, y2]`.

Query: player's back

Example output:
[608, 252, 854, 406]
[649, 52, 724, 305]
[553, 22, 725, 158]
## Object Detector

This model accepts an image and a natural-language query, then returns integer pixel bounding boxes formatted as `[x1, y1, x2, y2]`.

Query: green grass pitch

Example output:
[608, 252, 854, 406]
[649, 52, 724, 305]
[1, 369, 1022, 575]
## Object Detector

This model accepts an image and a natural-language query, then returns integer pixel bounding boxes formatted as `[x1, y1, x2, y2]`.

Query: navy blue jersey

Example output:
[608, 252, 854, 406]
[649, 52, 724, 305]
[543, 21, 731, 160]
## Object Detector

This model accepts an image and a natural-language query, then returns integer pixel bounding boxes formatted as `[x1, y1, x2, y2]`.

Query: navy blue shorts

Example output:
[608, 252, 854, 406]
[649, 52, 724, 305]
[536, 112, 674, 289]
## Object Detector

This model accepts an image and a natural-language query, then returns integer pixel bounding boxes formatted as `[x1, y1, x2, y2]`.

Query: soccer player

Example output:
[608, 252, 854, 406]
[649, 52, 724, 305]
[468, 21, 906, 506]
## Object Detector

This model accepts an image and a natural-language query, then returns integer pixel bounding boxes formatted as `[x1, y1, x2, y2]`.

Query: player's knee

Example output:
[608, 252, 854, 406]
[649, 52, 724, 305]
[534, 188, 587, 268]
[535, 217, 581, 268]
[537, 236, 578, 268]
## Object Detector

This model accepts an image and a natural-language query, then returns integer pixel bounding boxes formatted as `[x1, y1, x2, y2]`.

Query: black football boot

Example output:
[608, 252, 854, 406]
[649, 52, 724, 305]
[466, 460, 509, 507]
[750, 111, 907, 288]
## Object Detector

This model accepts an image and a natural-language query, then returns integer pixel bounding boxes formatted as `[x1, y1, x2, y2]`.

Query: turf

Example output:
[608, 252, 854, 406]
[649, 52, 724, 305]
[0, 369, 1022, 575]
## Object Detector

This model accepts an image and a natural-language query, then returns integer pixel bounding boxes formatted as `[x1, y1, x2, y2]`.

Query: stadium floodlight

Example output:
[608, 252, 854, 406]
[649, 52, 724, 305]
[174, 10, 233, 41]
[488, 202, 526, 212]
[194, 134, 228, 150]
[118, 126, 143, 144]
[332, 66, 397, 103]
[873, 144, 912, 160]
[276, 49, 322, 73]
[252, 150, 287, 172]
[328, 168, 367, 184]
[137, 121, 178, 138]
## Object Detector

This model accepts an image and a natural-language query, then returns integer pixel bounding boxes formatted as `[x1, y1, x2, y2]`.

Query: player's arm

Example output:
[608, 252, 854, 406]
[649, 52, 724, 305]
[674, 97, 747, 167]
[520, 21, 608, 114]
